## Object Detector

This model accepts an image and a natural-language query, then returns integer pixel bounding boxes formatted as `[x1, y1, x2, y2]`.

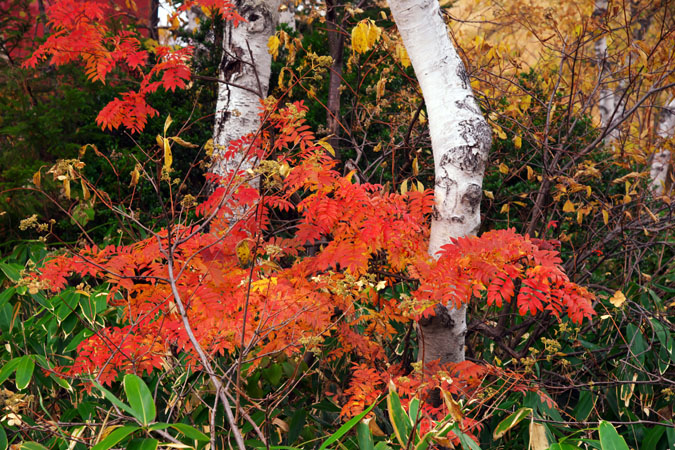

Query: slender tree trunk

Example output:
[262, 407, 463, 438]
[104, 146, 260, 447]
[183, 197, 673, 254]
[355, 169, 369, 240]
[325, 0, 345, 154]
[212, 0, 280, 176]
[650, 99, 675, 196]
[593, 0, 621, 142]
[389, 0, 492, 365]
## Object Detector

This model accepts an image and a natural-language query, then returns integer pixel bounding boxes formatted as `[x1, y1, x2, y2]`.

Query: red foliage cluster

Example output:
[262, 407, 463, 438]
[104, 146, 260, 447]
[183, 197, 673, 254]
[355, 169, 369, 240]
[23, 0, 242, 132]
[33, 103, 594, 422]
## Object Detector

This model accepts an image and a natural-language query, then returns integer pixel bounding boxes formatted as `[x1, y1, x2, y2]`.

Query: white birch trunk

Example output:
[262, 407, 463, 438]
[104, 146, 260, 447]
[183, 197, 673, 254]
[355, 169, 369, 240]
[389, 0, 492, 364]
[594, 0, 621, 142]
[212, 0, 280, 176]
[650, 99, 675, 196]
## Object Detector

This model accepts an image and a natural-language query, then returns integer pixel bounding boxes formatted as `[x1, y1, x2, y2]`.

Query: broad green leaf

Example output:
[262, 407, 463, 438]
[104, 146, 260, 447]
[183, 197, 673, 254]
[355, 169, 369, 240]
[642, 426, 666, 450]
[124, 374, 156, 425]
[0, 288, 15, 309]
[493, 407, 532, 439]
[549, 444, 582, 450]
[92, 381, 138, 419]
[573, 391, 595, 421]
[387, 381, 413, 447]
[0, 426, 7, 450]
[598, 421, 629, 450]
[149, 423, 210, 442]
[55, 290, 79, 322]
[135, 438, 159, 450]
[451, 424, 482, 450]
[91, 425, 140, 450]
[0, 263, 22, 283]
[318, 401, 376, 450]
[408, 397, 420, 427]
[19, 443, 48, 450]
[0, 358, 21, 384]
[356, 422, 375, 450]
[15, 356, 35, 390]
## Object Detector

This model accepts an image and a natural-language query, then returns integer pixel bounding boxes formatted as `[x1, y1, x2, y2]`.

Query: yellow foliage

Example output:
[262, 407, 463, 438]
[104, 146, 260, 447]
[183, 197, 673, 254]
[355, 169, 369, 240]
[351, 19, 382, 54]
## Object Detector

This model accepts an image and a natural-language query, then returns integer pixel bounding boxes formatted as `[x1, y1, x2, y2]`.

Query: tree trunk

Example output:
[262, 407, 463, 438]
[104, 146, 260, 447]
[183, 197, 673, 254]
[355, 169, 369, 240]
[650, 99, 675, 196]
[325, 0, 345, 154]
[593, 0, 621, 142]
[389, 0, 492, 365]
[212, 0, 280, 176]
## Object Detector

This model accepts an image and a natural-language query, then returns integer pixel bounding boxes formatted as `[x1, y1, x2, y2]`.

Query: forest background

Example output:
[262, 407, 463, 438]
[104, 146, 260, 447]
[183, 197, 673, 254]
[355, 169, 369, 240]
[0, 0, 674, 448]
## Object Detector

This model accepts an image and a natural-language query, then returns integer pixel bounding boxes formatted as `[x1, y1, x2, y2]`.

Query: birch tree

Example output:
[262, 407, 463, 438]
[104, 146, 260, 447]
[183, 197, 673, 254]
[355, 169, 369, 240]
[389, 0, 492, 364]
[212, 0, 280, 176]
[650, 99, 675, 196]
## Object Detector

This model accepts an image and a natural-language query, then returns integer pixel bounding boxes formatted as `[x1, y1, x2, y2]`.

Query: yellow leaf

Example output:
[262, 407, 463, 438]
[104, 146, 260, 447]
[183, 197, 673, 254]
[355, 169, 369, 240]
[514, 135, 522, 149]
[563, 200, 575, 213]
[373, 143, 382, 153]
[500, 203, 510, 213]
[416, 180, 424, 192]
[529, 421, 549, 450]
[64, 178, 71, 199]
[609, 290, 626, 308]
[395, 44, 410, 67]
[484, 190, 494, 200]
[81, 179, 90, 201]
[576, 210, 583, 225]
[130, 164, 141, 187]
[412, 157, 419, 176]
[526, 165, 534, 180]
[163, 137, 173, 172]
[236, 240, 253, 268]
[351, 19, 381, 54]
[376, 76, 387, 101]
[602, 209, 609, 225]
[163, 115, 173, 135]
[365, 416, 386, 436]
[499, 163, 509, 174]
[441, 391, 464, 422]
[400, 179, 408, 195]
[317, 140, 335, 157]
[273, 417, 289, 433]
[33, 170, 41, 188]
[268, 34, 281, 60]
[170, 136, 198, 148]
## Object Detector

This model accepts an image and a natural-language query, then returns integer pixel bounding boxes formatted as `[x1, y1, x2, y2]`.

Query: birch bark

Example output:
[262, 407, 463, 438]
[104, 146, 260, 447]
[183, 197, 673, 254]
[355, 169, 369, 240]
[389, 0, 492, 364]
[650, 99, 675, 196]
[212, 0, 280, 176]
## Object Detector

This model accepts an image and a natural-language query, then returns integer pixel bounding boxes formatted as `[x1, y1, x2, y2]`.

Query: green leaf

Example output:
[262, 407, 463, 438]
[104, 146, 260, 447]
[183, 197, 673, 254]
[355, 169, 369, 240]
[19, 443, 48, 450]
[598, 421, 629, 450]
[92, 381, 139, 419]
[0, 358, 21, 384]
[135, 438, 158, 450]
[149, 422, 210, 442]
[91, 425, 140, 450]
[573, 391, 595, 421]
[264, 363, 283, 386]
[641, 425, 666, 450]
[0, 288, 15, 309]
[549, 444, 582, 450]
[79, 294, 97, 323]
[15, 355, 35, 390]
[0, 426, 7, 450]
[356, 422, 375, 450]
[124, 374, 156, 426]
[452, 424, 482, 450]
[0, 263, 22, 283]
[493, 407, 532, 439]
[387, 381, 413, 447]
[318, 401, 376, 450]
